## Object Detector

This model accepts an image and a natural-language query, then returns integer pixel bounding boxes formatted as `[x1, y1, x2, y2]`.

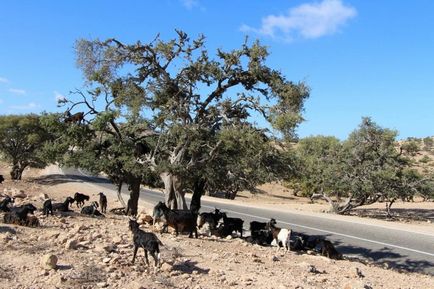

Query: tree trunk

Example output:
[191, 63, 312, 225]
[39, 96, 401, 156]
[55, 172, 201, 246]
[160, 172, 187, 210]
[116, 181, 127, 208]
[126, 176, 141, 216]
[386, 198, 396, 218]
[190, 178, 206, 214]
[10, 163, 26, 180]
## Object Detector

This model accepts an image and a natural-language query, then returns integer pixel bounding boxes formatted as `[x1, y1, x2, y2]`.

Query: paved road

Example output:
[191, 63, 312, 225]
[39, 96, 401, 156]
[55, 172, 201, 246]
[59, 169, 434, 275]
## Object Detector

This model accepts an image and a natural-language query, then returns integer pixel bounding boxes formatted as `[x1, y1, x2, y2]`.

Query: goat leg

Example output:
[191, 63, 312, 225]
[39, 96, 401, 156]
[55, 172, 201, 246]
[144, 250, 150, 267]
[132, 246, 138, 264]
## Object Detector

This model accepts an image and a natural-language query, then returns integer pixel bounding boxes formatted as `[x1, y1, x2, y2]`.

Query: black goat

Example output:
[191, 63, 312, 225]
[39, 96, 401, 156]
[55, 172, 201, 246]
[74, 192, 89, 208]
[0, 175, 4, 183]
[4, 204, 37, 226]
[221, 212, 244, 237]
[42, 199, 53, 216]
[129, 219, 162, 267]
[52, 197, 75, 212]
[81, 202, 104, 217]
[98, 192, 107, 213]
[154, 201, 198, 238]
[0, 196, 14, 212]
[317, 239, 342, 260]
[197, 208, 223, 230]
[152, 202, 191, 225]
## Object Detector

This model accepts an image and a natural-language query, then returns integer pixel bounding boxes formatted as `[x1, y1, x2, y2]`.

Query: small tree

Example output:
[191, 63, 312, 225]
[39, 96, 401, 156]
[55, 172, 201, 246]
[305, 118, 429, 215]
[0, 114, 52, 180]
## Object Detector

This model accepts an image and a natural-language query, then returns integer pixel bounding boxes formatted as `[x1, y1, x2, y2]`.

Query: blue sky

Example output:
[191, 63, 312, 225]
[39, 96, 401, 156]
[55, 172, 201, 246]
[1, 0, 433, 139]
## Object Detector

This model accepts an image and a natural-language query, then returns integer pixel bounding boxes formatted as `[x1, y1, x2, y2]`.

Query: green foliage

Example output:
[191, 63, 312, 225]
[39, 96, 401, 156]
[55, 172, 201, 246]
[419, 155, 431, 164]
[0, 114, 53, 179]
[423, 137, 434, 150]
[293, 117, 433, 214]
[52, 31, 308, 208]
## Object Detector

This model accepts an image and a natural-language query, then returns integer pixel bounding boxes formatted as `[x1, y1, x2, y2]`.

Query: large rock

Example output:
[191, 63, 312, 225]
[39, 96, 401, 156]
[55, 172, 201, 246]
[41, 254, 58, 270]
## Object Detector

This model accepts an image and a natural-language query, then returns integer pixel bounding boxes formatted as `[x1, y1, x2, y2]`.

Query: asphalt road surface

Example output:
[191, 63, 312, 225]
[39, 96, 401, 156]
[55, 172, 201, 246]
[59, 168, 434, 275]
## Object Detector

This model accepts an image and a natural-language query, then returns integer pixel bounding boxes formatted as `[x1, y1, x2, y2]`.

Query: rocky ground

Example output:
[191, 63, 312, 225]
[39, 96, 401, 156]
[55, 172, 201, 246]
[1, 166, 434, 289]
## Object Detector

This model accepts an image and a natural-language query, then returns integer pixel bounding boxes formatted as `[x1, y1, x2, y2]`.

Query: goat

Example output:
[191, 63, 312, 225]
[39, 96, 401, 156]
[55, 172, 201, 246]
[25, 215, 40, 227]
[268, 219, 291, 251]
[52, 197, 75, 212]
[210, 223, 238, 238]
[3, 204, 37, 226]
[42, 199, 53, 216]
[0, 196, 14, 212]
[81, 201, 104, 217]
[0, 175, 4, 183]
[221, 212, 244, 237]
[197, 208, 223, 230]
[153, 201, 198, 238]
[98, 192, 107, 213]
[73, 192, 89, 208]
[64, 111, 84, 124]
[129, 219, 162, 267]
[152, 202, 191, 226]
[317, 239, 342, 260]
[249, 229, 274, 245]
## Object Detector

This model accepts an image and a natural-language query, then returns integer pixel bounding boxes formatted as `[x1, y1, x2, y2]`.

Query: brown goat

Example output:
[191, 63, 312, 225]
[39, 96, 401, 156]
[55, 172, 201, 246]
[64, 111, 84, 124]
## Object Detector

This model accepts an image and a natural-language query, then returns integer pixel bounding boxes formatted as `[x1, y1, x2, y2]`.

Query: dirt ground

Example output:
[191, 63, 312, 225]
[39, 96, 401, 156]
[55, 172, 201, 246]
[1, 165, 434, 289]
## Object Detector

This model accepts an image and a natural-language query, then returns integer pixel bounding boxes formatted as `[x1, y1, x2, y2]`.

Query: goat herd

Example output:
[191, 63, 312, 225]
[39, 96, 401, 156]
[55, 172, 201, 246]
[0, 190, 342, 271]
[0, 192, 107, 227]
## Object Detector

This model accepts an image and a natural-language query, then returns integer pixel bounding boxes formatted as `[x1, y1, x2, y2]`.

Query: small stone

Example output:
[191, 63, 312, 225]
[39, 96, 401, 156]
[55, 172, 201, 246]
[272, 256, 279, 262]
[65, 239, 78, 250]
[161, 262, 172, 272]
[97, 282, 109, 288]
[103, 257, 111, 264]
[41, 254, 58, 270]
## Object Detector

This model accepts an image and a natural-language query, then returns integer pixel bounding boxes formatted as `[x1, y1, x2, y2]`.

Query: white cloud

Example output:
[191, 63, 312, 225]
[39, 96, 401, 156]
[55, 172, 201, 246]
[9, 88, 26, 95]
[0, 77, 9, 83]
[241, 0, 357, 42]
[54, 91, 67, 103]
[180, 0, 199, 10]
[9, 102, 41, 110]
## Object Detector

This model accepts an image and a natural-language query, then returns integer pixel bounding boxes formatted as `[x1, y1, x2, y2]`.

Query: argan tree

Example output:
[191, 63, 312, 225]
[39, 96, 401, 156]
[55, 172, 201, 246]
[52, 31, 309, 214]
[0, 114, 52, 180]
[300, 118, 434, 215]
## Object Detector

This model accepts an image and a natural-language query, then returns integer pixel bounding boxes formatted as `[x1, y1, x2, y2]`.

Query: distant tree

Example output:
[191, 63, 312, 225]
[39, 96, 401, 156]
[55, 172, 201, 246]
[423, 137, 434, 150]
[401, 139, 420, 156]
[46, 31, 309, 214]
[304, 117, 432, 215]
[292, 135, 343, 199]
[0, 114, 52, 180]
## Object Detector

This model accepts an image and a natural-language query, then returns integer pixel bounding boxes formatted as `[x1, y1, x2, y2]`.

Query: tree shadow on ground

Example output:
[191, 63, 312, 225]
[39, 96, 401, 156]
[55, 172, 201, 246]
[293, 232, 434, 275]
[33, 174, 111, 186]
[250, 187, 296, 200]
[336, 242, 434, 275]
[350, 207, 434, 222]
[172, 259, 210, 274]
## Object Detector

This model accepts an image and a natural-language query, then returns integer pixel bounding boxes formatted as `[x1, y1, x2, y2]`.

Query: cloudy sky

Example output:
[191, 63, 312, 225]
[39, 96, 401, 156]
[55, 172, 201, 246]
[1, 0, 434, 139]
